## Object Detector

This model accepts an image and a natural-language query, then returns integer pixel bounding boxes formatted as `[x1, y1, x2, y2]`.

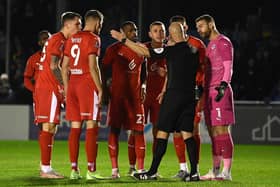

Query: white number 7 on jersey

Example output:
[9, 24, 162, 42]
[40, 41, 48, 62]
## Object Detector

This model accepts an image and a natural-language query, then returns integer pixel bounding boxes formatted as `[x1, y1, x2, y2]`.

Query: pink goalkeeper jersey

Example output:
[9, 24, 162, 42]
[205, 34, 233, 88]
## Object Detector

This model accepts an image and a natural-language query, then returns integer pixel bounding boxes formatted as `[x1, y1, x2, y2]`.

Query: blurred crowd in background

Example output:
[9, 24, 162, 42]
[0, 0, 279, 104]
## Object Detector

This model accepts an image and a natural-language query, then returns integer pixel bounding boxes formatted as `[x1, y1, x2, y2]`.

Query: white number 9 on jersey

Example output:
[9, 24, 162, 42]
[71, 44, 80, 66]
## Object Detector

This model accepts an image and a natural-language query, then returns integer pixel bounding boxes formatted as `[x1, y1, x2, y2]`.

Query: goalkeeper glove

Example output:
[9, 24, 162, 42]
[195, 85, 203, 101]
[215, 81, 228, 102]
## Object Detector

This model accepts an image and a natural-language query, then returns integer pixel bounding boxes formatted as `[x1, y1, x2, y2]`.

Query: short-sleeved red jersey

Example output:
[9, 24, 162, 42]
[64, 31, 100, 77]
[35, 32, 66, 92]
[144, 42, 167, 100]
[24, 51, 43, 92]
[102, 42, 144, 100]
[187, 35, 206, 86]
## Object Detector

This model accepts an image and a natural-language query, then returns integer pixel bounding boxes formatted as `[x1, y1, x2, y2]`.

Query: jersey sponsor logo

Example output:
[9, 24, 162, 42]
[70, 69, 83, 75]
[128, 59, 136, 70]
[153, 48, 164, 54]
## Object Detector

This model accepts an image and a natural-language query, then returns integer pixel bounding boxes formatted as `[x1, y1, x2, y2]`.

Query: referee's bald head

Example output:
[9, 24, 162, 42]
[168, 22, 185, 43]
[169, 22, 184, 35]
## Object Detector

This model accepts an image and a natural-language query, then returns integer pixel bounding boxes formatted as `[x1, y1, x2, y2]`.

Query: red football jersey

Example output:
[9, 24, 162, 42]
[102, 42, 144, 100]
[144, 42, 167, 100]
[64, 31, 101, 77]
[188, 35, 206, 86]
[35, 32, 66, 92]
[24, 51, 43, 92]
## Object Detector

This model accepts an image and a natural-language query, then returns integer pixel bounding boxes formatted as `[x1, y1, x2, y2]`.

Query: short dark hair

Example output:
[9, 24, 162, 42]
[120, 21, 136, 30]
[84, 9, 104, 22]
[195, 14, 215, 23]
[169, 15, 186, 24]
[149, 21, 165, 30]
[38, 30, 50, 40]
[60, 11, 81, 26]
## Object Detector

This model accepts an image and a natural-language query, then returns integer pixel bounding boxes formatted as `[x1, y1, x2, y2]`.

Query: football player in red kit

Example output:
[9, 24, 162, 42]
[24, 30, 51, 95]
[24, 30, 51, 123]
[34, 11, 82, 178]
[61, 10, 104, 180]
[143, 21, 167, 154]
[102, 21, 146, 179]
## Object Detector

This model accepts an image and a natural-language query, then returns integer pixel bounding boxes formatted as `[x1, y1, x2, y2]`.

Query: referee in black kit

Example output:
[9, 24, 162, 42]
[110, 22, 200, 182]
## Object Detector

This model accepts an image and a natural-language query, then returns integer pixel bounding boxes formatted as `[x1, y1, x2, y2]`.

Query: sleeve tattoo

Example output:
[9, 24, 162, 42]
[51, 55, 64, 85]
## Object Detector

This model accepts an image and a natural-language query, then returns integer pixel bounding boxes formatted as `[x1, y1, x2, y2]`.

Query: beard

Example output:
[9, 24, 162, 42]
[204, 29, 211, 39]
[199, 29, 211, 39]
[131, 36, 138, 42]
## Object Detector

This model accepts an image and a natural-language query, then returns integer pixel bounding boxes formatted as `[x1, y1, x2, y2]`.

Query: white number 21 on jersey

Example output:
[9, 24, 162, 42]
[136, 114, 144, 124]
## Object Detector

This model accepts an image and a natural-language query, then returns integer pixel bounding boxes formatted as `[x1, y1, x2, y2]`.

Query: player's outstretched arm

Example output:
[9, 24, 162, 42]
[110, 29, 151, 57]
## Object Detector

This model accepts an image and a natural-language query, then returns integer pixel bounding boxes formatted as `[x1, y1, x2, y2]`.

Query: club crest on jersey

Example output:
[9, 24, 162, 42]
[211, 44, 216, 50]
[128, 59, 136, 70]
[59, 43, 64, 52]
[150, 62, 158, 71]
[189, 45, 198, 54]
[153, 48, 164, 54]
[95, 41, 100, 48]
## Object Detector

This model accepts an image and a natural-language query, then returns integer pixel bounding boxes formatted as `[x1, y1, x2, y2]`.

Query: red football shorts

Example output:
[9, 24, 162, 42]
[107, 97, 144, 131]
[34, 88, 62, 124]
[66, 77, 100, 121]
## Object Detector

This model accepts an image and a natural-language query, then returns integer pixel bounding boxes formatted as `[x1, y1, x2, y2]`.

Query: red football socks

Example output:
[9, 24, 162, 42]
[68, 128, 81, 171]
[108, 132, 119, 169]
[173, 135, 186, 163]
[86, 127, 98, 171]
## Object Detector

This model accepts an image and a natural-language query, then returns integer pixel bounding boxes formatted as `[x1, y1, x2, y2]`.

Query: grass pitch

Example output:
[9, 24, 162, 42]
[0, 140, 279, 187]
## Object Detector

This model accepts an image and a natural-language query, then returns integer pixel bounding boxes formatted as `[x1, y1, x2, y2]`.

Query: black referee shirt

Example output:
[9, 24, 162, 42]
[149, 41, 199, 96]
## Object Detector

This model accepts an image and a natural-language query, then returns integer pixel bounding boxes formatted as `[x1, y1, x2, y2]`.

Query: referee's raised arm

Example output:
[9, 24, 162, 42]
[110, 29, 151, 57]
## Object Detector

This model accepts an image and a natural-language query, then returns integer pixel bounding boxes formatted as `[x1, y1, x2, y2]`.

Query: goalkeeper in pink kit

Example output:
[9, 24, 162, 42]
[195, 14, 235, 181]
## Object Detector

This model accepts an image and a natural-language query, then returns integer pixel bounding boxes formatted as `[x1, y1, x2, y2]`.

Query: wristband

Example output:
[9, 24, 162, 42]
[121, 38, 127, 44]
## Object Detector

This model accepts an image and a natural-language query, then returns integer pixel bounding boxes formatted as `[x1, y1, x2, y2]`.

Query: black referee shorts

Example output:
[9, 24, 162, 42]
[156, 89, 195, 133]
